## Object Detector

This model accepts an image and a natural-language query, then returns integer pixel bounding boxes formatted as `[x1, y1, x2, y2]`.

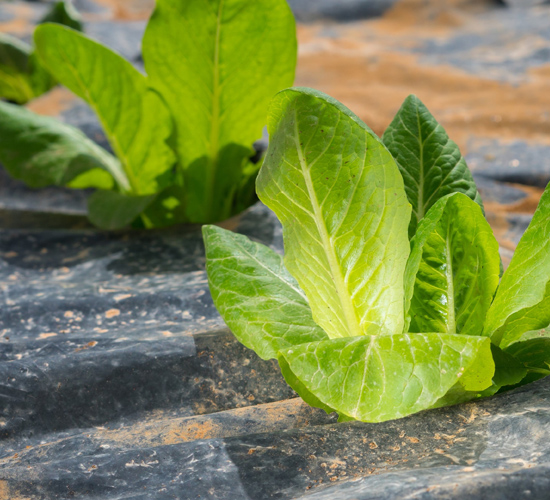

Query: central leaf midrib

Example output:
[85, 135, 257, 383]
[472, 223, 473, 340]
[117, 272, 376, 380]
[353, 336, 375, 417]
[293, 110, 361, 338]
[444, 223, 456, 334]
[204, 0, 224, 219]
[55, 41, 133, 193]
[416, 104, 425, 224]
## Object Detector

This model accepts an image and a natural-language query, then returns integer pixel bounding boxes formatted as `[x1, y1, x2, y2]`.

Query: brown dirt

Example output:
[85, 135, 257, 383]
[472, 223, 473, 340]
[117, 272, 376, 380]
[94, 398, 314, 447]
[484, 184, 545, 216]
[374, 0, 497, 34]
[86, 0, 155, 21]
[296, 7, 550, 151]
[0, 481, 29, 500]
[0, 4, 36, 35]
[27, 87, 77, 117]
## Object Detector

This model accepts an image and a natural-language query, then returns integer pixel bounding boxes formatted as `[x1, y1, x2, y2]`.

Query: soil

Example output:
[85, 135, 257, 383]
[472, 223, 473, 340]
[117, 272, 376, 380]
[296, 0, 550, 149]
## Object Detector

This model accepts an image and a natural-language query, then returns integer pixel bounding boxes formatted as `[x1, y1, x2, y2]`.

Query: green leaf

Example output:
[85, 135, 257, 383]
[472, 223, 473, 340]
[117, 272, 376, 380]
[87, 190, 156, 230]
[431, 343, 524, 407]
[0, 2, 82, 105]
[277, 333, 494, 422]
[0, 100, 125, 190]
[430, 380, 499, 410]
[139, 185, 188, 228]
[231, 158, 262, 216]
[257, 88, 411, 340]
[490, 344, 528, 388]
[34, 24, 175, 195]
[382, 95, 483, 238]
[66, 166, 114, 190]
[203, 225, 327, 360]
[142, 0, 297, 222]
[0, 33, 55, 104]
[40, 1, 83, 32]
[0, 33, 34, 103]
[505, 328, 550, 377]
[404, 193, 500, 336]
[27, 52, 58, 97]
[278, 355, 337, 415]
[484, 184, 550, 347]
[503, 371, 550, 391]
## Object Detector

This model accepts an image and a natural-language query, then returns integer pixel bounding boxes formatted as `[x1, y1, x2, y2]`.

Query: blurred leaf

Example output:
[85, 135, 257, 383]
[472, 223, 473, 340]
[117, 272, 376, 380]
[143, 0, 297, 222]
[0, 100, 125, 190]
[0, 33, 55, 104]
[40, 1, 83, 32]
[87, 190, 156, 229]
[35, 24, 176, 195]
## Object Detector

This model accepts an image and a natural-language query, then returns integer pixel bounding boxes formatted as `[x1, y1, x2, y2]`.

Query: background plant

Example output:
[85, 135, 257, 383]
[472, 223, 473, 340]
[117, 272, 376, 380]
[0, 1, 82, 104]
[0, 0, 297, 229]
[204, 88, 550, 423]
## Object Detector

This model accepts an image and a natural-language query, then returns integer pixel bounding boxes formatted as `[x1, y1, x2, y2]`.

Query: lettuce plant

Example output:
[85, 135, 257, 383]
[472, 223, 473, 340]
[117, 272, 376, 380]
[0, 0, 297, 229]
[0, 1, 82, 104]
[203, 88, 550, 422]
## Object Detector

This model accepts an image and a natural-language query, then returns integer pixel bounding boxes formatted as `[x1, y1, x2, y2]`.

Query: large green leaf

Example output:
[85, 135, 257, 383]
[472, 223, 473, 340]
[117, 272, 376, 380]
[382, 95, 483, 238]
[203, 225, 327, 360]
[484, 184, 550, 347]
[505, 328, 550, 381]
[0, 33, 34, 104]
[429, 346, 520, 409]
[34, 24, 175, 195]
[0, 33, 55, 104]
[278, 355, 337, 416]
[0, 0, 83, 106]
[404, 193, 500, 335]
[277, 333, 494, 422]
[490, 344, 528, 388]
[142, 0, 297, 222]
[87, 190, 156, 230]
[139, 185, 187, 229]
[27, 52, 58, 98]
[257, 88, 411, 340]
[0, 101, 125, 190]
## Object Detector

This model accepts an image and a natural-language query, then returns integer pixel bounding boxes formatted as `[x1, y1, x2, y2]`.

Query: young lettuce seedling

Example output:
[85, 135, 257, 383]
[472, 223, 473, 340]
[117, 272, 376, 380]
[0, 1, 82, 104]
[0, 0, 297, 229]
[203, 88, 550, 422]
